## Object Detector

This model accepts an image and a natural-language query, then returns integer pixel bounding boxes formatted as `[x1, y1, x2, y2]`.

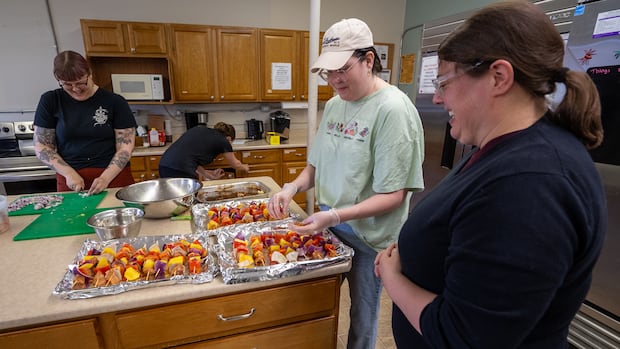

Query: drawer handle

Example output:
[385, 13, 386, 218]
[217, 307, 256, 322]
[253, 155, 264, 159]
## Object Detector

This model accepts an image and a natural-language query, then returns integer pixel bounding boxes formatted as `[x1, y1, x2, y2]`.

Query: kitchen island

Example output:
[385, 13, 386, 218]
[0, 176, 349, 348]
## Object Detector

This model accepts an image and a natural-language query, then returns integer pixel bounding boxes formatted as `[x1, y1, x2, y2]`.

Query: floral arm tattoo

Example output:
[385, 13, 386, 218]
[109, 128, 135, 169]
[33, 126, 68, 172]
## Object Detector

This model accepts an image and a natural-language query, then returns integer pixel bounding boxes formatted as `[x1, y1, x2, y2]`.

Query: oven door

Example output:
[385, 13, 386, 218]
[0, 156, 56, 195]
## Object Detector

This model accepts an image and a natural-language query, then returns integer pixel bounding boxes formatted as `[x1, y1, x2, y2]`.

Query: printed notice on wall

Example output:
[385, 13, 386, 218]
[399, 53, 416, 84]
[418, 55, 438, 94]
[593, 9, 620, 38]
[272, 63, 292, 90]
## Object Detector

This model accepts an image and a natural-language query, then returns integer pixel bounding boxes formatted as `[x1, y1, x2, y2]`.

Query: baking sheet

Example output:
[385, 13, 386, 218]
[190, 197, 299, 234]
[53, 232, 217, 299]
[216, 219, 354, 284]
[195, 180, 271, 203]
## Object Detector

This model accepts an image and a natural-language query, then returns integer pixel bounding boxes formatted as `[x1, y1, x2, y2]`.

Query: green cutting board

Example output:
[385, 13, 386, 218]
[12, 207, 120, 241]
[11, 191, 113, 241]
[8, 191, 107, 216]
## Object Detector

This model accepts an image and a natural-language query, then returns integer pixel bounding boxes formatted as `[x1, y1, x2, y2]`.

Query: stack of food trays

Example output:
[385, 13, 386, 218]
[53, 232, 216, 299]
[216, 219, 354, 284]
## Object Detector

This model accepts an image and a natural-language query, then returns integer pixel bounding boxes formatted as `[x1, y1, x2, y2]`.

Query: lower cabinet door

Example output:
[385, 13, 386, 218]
[0, 319, 100, 349]
[177, 316, 337, 349]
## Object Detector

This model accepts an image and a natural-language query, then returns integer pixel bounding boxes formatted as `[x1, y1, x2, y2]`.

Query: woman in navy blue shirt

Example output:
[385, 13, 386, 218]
[374, 2, 607, 348]
[34, 50, 136, 195]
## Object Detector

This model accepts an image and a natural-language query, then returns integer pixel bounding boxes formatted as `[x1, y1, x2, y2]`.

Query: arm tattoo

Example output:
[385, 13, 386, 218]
[116, 128, 135, 145]
[109, 150, 130, 169]
[34, 127, 69, 170]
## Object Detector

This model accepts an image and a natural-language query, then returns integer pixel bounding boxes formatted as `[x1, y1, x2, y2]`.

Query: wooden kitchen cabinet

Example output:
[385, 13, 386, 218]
[301, 31, 334, 101]
[259, 29, 299, 101]
[130, 155, 161, 182]
[177, 317, 336, 349]
[216, 27, 260, 102]
[0, 319, 100, 349]
[81, 19, 167, 56]
[113, 276, 339, 348]
[260, 29, 333, 102]
[169, 24, 218, 102]
[170, 25, 259, 102]
[81, 19, 172, 103]
[282, 147, 308, 209]
[240, 149, 282, 185]
[0, 275, 341, 349]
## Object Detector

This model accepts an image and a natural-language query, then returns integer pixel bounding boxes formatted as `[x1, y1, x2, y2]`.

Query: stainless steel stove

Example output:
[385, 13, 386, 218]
[0, 121, 56, 195]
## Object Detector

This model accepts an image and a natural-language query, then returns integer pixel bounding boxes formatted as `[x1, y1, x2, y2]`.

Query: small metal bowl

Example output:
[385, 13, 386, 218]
[115, 178, 203, 218]
[87, 207, 144, 240]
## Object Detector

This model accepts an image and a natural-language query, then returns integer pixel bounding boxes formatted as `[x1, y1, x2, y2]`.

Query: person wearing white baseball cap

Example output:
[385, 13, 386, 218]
[268, 18, 425, 349]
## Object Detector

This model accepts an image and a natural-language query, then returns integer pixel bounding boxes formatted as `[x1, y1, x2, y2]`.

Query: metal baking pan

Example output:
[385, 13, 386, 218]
[190, 197, 299, 234]
[216, 220, 354, 284]
[53, 232, 217, 299]
[194, 180, 271, 203]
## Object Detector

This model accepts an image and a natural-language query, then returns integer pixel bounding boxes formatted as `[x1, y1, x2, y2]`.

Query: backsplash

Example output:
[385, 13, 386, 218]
[131, 103, 323, 140]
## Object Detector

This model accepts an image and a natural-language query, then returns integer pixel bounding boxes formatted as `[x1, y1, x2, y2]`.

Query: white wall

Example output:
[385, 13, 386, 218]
[1, 0, 406, 138]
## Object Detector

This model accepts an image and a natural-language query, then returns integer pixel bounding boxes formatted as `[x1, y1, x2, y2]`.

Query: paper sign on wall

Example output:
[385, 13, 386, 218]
[271, 63, 291, 90]
[399, 53, 416, 84]
[418, 55, 438, 94]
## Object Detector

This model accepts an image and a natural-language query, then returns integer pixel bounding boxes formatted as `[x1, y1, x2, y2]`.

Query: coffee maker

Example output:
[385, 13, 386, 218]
[246, 119, 264, 140]
[184, 111, 208, 130]
[269, 111, 291, 140]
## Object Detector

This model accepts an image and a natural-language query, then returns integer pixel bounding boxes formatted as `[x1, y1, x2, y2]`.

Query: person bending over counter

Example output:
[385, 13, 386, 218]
[158, 122, 249, 180]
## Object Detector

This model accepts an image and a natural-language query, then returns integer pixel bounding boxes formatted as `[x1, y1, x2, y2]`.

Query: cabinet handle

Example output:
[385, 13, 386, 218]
[131, 47, 136, 53]
[220, 96, 224, 99]
[217, 307, 256, 322]
[253, 155, 264, 159]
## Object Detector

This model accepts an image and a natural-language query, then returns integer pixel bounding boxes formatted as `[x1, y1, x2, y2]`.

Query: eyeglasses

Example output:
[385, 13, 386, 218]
[318, 59, 363, 82]
[432, 61, 487, 96]
[58, 75, 90, 90]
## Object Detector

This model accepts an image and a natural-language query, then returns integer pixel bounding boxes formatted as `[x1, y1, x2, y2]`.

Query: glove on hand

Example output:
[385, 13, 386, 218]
[267, 183, 297, 219]
[290, 208, 340, 234]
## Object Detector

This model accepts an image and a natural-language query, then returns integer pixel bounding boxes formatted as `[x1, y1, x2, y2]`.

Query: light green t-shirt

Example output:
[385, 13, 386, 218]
[308, 85, 424, 250]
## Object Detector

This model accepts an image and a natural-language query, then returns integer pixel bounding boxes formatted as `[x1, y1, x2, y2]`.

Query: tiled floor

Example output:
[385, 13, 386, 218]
[337, 279, 397, 349]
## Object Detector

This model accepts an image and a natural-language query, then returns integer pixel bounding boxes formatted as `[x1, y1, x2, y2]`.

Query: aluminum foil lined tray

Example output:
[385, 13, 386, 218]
[216, 219, 354, 284]
[190, 197, 299, 234]
[195, 180, 271, 203]
[53, 232, 217, 299]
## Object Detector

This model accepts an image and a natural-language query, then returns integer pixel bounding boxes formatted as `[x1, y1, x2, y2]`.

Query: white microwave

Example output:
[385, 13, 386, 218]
[111, 74, 164, 100]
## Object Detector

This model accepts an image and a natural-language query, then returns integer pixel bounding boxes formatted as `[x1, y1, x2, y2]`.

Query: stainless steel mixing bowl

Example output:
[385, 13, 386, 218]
[87, 207, 144, 240]
[115, 178, 203, 218]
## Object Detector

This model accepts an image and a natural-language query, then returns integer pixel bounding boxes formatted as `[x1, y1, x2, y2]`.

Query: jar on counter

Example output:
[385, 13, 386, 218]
[149, 128, 160, 147]
[0, 195, 9, 233]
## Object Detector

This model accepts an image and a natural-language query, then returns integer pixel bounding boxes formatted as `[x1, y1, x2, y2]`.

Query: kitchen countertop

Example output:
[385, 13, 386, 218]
[0, 176, 349, 332]
[132, 131, 308, 157]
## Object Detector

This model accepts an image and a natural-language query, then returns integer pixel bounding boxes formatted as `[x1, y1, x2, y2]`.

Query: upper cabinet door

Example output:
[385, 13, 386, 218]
[126, 22, 167, 54]
[301, 32, 334, 101]
[81, 20, 126, 54]
[81, 20, 167, 56]
[216, 27, 259, 101]
[260, 29, 298, 101]
[169, 24, 217, 102]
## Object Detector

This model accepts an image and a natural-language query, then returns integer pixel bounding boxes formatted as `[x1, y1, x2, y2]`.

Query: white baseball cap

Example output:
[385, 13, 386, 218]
[310, 18, 374, 73]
